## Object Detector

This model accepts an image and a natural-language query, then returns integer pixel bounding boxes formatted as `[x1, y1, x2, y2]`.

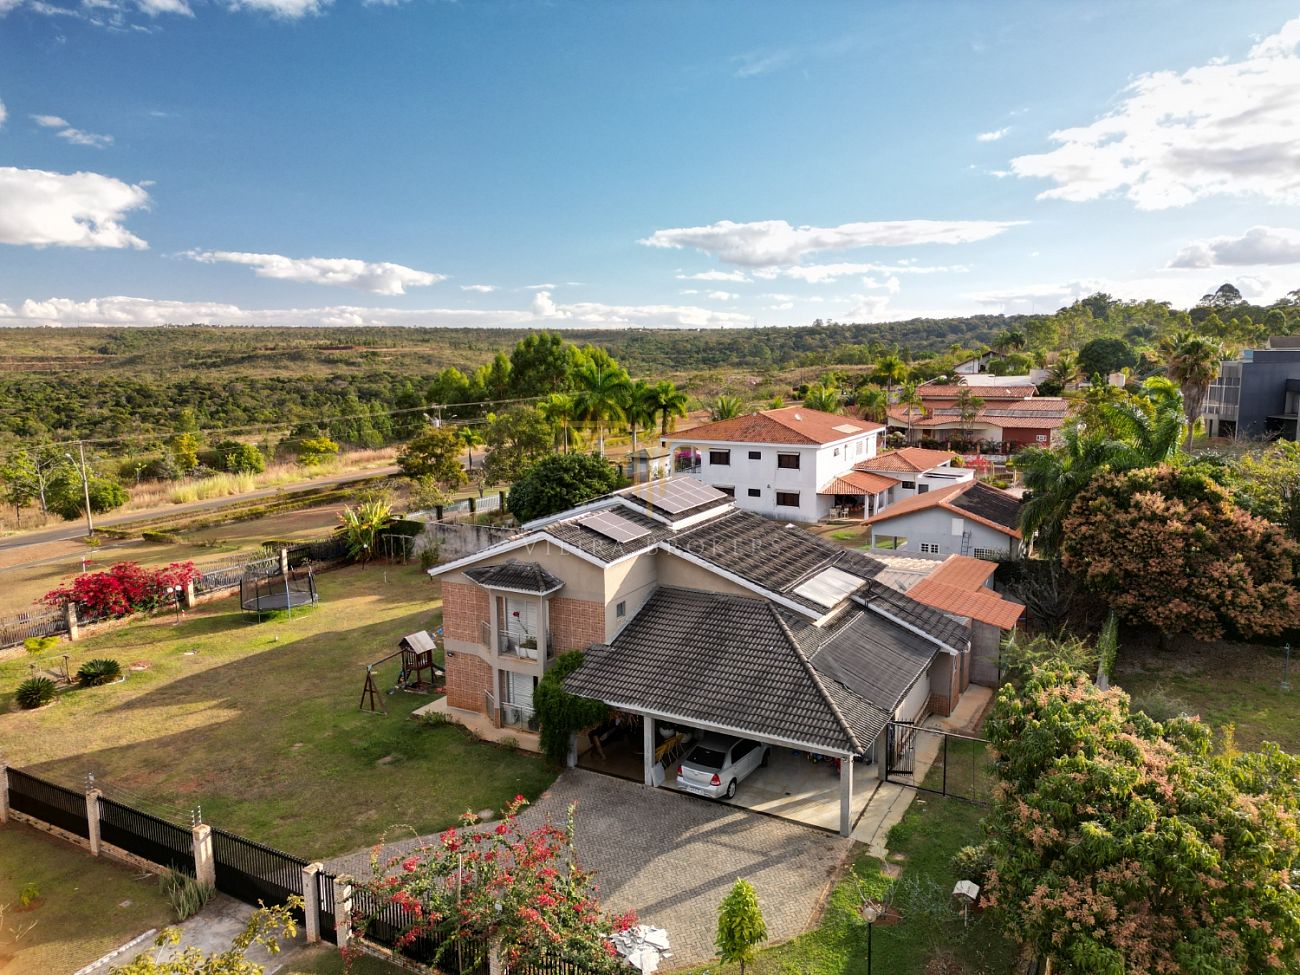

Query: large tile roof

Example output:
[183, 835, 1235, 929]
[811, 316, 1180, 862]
[907, 578, 1025, 630]
[864, 480, 1023, 538]
[857, 447, 960, 474]
[858, 581, 971, 653]
[810, 611, 939, 711]
[563, 587, 887, 755]
[916, 384, 1038, 399]
[665, 406, 883, 446]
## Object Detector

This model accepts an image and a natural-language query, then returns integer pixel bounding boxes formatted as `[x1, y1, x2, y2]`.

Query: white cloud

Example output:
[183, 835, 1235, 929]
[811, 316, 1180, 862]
[768, 302, 794, 311]
[844, 295, 892, 322]
[529, 290, 751, 328]
[755, 261, 967, 283]
[642, 218, 1019, 266]
[460, 284, 497, 293]
[0, 167, 149, 249]
[33, 114, 113, 148]
[524, 282, 555, 291]
[862, 275, 902, 294]
[0, 99, 7, 130]
[1169, 226, 1300, 268]
[137, 0, 192, 15]
[1011, 16, 1300, 209]
[679, 289, 699, 295]
[225, 0, 327, 17]
[977, 127, 1010, 142]
[530, 290, 558, 317]
[761, 292, 796, 302]
[705, 290, 738, 301]
[733, 49, 793, 79]
[675, 269, 750, 282]
[185, 250, 444, 295]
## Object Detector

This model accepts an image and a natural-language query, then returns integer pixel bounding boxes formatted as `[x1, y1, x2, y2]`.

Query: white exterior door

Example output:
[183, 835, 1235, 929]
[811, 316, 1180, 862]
[505, 597, 540, 657]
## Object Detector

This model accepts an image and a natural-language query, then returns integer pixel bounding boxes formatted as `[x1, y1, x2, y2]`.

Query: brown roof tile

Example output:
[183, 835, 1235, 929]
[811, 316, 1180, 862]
[666, 406, 883, 446]
[857, 447, 959, 473]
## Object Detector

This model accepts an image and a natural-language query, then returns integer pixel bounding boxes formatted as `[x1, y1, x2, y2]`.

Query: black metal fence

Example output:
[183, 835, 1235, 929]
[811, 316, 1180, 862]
[287, 536, 350, 566]
[883, 721, 993, 804]
[211, 827, 308, 915]
[0, 609, 68, 650]
[194, 553, 277, 595]
[352, 884, 491, 975]
[98, 796, 195, 873]
[6, 768, 89, 837]
[318, 870, 338, 944]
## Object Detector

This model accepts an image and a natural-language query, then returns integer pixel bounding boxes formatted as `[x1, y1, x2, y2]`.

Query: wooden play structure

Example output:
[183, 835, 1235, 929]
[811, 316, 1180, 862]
[359, 629, 445, 714]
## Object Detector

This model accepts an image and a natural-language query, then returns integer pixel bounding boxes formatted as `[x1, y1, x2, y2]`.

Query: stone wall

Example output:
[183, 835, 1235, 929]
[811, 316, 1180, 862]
[548, 596, 606, 651]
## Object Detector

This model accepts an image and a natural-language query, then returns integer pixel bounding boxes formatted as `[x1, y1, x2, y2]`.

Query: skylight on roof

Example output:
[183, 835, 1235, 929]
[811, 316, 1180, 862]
[833, 423, 863, 434]
[793, 567, 866, 609]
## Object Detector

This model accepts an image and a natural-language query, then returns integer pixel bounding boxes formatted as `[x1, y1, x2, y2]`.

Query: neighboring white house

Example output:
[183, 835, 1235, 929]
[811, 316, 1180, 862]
[862, 479, 1024, 560]
[856, 447, 974, 501]
[664, 406, 884, 523]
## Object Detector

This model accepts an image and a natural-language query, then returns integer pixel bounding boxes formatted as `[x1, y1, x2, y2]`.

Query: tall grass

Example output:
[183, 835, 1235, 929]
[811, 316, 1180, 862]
[169, 472, 259, 503]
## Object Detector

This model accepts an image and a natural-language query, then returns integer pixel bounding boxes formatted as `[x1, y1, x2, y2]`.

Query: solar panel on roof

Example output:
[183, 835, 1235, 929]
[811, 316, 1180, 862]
[625, 478, 728, 515]
[578, 510, 651, 543]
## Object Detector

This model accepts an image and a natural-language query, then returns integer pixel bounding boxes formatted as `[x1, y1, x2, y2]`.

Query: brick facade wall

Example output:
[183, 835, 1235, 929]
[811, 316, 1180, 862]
[549, 597, 606, 651]
[445, 650, 493, 713]
[443, 581, 489, 644]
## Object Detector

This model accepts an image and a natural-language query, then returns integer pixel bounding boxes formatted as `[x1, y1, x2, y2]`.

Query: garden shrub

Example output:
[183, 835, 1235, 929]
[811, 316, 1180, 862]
[951, 844, 994, 888]
[77, 658, 123, 687]
[141, 530, 180, 544]
[23, 635, 59, 654]
[15, 677, 55, 709]
[42, 561, 199, 619]
[534, 651, 608, 765]
[160, 868, 214, 921]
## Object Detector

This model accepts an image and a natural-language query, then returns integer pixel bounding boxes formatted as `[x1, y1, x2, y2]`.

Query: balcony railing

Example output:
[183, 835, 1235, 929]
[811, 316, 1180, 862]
[499, 701, 540, 733]
[496, 629, 557, 660]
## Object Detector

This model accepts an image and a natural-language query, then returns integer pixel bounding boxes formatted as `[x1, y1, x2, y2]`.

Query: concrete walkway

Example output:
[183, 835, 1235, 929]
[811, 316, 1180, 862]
[852, 685, 994, 856]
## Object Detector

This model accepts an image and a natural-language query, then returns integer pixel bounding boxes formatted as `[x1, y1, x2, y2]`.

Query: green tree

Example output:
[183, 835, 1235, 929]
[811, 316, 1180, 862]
[507, 453, 626, 524]
[336, 499, 394, 565]
[213, 440, 265, 474]
[873, 353, 908, 392]
[473, 351, 513, 402]
[1044, 350, 1080, 393]
[111, 900, 300, 975]
[625, 380, 658, 461]
[46, 463, 129, 521]
[801, 383, 841, 414]
[170, 432, 201, 474]
[539, 392, 578, 454]
[573, 361, 630, 457]
[650, 380, 690, 436]
[510, 331, 576, 397]
[0, 445, 61, 518]
[1233, 441, 1300, 540]
[710, 395, 745, 421]
[856, 385, 888, 423]
[296, 436, 339, 467]
[897, 381, 923, 443]
[482, 407, 556, 484]
[715, 879, 768, 975]
[397, 425, 467, 487]
[1166, 333, 1223, 444]
[458, 425, 484, 471]
[954, 387, 985, 442]
[1077, 337, 1137, 378]
[984, 670, 1300, 975]
[1062, 464, 1300, 639]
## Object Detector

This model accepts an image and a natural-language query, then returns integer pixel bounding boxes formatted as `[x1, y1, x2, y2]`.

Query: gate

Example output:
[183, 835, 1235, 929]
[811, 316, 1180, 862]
[211, 828, 307, 914]
[318, 871, 338, 944]
[883, 721, 992, 804]
[98, 797, 195, 873]
[7, 769, 89, 838]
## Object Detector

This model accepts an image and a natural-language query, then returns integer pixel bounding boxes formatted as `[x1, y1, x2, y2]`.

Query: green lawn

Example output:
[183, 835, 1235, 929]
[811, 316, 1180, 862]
[695, 757, 1017, 975]
[285, 945, 407, 975]
[1115, 636, 1300, 752]
[0, 820, 172, 974]
[0, 565, 556, 859]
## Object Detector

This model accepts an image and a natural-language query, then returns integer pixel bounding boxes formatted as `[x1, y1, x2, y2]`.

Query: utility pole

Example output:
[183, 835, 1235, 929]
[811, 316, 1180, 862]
[66, 441, 94, 538]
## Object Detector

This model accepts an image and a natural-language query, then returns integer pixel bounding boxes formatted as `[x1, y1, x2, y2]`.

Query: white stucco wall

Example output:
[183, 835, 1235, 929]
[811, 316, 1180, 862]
[868, 507, 1019, 559]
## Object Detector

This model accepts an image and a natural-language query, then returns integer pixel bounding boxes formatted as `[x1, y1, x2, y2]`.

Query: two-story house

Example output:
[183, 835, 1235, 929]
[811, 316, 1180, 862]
[430, 476, 988, 835]
[663, 406, 885, 523]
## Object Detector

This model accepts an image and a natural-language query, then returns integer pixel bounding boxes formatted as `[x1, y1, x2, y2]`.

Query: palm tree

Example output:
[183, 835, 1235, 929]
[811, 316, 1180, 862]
[336, 499, 393, 565]
[856, 386, 889, 423]
[954, 387, 985, 443]
[538, 392, 577, 453]
[801, 383, 841, 414]
[625, 380, 659, 469]
[711, 395, 745, 421]
[573, 361, 630, 456]
[1166, 333, 1223, 445]
[767, 395, 785, 410]
[1048, 351, 1080, 390]
[897, 381, 923, 444]
[874, 354, 908, 395]
[457, 425, 483, 471]
[651, 380, 690, 436]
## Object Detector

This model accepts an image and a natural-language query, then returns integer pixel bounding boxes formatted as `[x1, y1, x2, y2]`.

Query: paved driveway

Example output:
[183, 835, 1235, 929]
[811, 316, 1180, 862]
[327, 768, 851, 965]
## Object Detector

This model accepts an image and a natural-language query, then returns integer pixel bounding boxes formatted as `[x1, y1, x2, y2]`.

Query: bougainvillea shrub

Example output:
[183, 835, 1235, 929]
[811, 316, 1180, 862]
[43, 561, 200, 619]
[348, 796, 633, 972]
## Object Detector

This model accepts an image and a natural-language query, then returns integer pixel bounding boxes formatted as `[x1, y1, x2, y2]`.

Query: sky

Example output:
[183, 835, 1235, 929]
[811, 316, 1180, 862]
[2, 1, 1300, 330]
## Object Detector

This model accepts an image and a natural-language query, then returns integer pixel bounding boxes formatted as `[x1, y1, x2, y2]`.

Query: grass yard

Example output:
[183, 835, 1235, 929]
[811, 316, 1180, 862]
[0, 565, 556, 859]
[0, 820, 172, 975]
[1115, 636, 1300, 752]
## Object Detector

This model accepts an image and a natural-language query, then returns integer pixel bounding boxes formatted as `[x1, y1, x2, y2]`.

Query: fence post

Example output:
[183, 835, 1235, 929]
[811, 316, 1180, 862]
[333, 875, 353, 947]
[279, 547, 290, 578]
[64, 602, 80, 642]
[0, 763, 9, 824]
[85, 787, 102, 856]
[193, 823, 216, 889]
[302, 862, 322, 944]
[183, 579, 197, 610]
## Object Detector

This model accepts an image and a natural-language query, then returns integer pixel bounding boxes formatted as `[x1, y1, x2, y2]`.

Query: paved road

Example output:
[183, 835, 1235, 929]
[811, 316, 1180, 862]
[0, 465, 400, 554]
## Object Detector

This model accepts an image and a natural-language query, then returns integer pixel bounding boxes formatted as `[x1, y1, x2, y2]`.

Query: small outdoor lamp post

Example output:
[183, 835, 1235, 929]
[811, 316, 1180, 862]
[861, 902, 880, 975]
[170, 584, 184, 624]
[1283, 642, 1292, 693]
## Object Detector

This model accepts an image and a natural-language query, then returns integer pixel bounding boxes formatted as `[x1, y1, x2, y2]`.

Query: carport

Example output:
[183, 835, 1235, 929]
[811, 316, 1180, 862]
[565, 587, 890, 836]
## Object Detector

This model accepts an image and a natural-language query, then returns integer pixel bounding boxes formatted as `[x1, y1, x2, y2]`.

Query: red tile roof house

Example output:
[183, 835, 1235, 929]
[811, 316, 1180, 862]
[662, 406, 886, 524]
[887, 380, 1073, 452]
[428, 476, 986, 835]
[862, 479, 1026, 561]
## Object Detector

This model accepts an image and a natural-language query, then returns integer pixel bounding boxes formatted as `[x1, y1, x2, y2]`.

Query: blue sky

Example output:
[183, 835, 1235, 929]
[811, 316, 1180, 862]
[2, 1, 1300, 328]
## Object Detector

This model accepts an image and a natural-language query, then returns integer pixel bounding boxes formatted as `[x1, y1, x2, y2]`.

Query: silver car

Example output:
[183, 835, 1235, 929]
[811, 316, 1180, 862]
[675, 733, 769, 799]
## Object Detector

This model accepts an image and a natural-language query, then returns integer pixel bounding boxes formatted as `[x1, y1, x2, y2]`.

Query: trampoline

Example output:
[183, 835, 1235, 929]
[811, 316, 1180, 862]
[240, 565, 318, 617]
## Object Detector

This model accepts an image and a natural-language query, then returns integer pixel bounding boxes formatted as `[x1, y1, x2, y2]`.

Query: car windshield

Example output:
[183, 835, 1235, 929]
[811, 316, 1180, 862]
[686, 746, 727, 768]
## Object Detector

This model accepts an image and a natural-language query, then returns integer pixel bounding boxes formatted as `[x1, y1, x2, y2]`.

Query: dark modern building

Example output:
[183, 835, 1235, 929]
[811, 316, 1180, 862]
[1202, 337, 1300, 441]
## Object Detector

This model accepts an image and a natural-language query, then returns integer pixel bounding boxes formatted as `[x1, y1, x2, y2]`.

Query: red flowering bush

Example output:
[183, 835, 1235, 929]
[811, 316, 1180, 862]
[350, 796, 633, 972]
[42, 561, 200, 619]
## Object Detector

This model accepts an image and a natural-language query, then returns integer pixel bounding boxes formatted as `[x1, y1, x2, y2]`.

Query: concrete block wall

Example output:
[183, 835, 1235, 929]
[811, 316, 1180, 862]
[548, 596, 606, 651]
[442, 582, 489, 644]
